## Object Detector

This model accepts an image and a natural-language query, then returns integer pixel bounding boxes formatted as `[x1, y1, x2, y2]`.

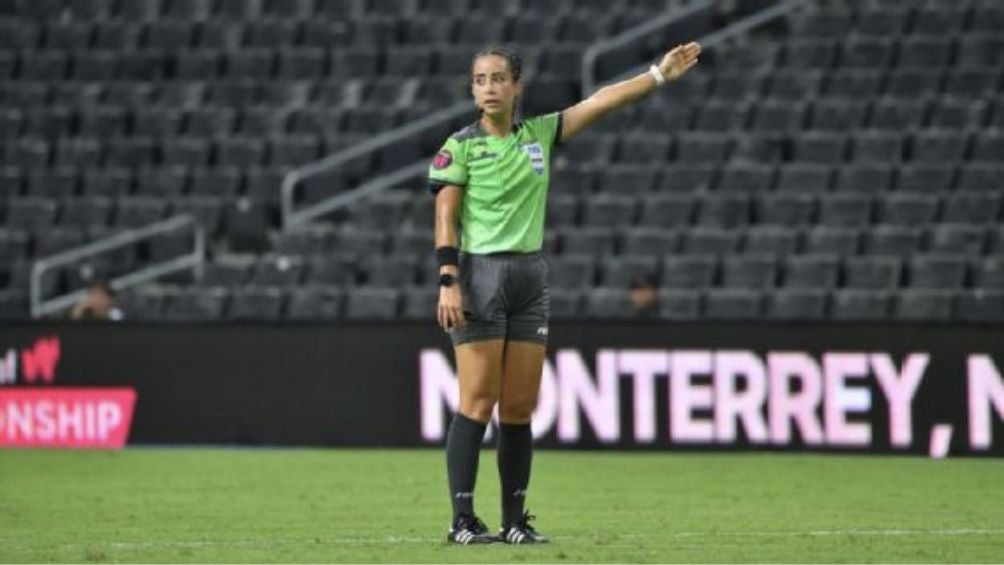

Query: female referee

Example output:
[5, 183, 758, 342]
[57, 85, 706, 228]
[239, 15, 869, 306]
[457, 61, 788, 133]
[428, 41, 701, 545]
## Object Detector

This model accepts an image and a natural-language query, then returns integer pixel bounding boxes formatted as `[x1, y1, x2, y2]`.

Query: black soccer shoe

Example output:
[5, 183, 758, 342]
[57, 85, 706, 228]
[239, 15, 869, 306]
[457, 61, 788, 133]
[447, 513, 497, 545]
[500, 511, 549, 544]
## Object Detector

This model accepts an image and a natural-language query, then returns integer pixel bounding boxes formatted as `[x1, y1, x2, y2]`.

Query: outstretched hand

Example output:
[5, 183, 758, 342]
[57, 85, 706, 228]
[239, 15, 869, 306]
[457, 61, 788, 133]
[658, 42, 701, 82]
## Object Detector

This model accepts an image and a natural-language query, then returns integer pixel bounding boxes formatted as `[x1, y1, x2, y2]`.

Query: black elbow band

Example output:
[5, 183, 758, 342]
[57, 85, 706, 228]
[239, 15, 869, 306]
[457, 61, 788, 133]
[436, 246, 459, 268]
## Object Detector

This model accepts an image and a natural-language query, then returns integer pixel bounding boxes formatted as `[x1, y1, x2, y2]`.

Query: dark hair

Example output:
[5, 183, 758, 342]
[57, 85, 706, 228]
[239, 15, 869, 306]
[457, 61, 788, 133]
[471, 44, 522, 82]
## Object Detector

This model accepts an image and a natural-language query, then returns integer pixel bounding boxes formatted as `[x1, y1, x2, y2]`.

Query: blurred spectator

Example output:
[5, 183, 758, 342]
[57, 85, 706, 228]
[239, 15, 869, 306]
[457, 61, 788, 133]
[629, 275, 659, 319]
[69, 281, 124, 321]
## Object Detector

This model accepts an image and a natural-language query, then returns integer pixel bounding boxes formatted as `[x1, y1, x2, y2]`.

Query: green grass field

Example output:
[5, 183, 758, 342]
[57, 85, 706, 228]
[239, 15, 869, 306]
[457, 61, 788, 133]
[1, 448, 1002, 563]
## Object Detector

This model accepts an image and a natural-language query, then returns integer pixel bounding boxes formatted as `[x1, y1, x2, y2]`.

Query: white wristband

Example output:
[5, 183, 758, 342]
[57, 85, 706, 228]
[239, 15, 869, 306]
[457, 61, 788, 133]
[649, 64, 666, 86]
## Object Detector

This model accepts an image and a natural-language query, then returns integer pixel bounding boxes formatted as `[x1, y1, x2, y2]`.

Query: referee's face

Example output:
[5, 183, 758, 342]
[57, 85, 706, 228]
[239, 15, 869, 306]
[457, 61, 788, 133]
[471, 55, 522, 120]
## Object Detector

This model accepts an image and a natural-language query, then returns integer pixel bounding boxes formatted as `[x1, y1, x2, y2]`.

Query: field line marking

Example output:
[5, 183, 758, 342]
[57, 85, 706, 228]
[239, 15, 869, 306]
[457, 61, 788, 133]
[3, 528, 1003, 552]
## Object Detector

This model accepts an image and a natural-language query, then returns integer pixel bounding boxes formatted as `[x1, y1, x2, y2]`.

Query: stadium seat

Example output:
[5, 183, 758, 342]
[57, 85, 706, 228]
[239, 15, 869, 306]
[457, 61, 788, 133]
[229, 287, 285, 320]
[782, 254, 839, 290]
[958, 165, 1004, 191]
[877, 193, 939, 226]
[654, 165, 716, 192]
[851, 132, 902, 163]
[870, 96, 927, 130]
[835, 163, 894, 192]
[906, 255, 967, 290]
[286, 285, 342, 320]
[717, 164, 773, 192]
[189, 168, 241, 198]
[581, 194, 636, 227]
[742, 226, 798, 256]
[134, 166, 187, 197]
[598, 255, 658, 288]
[251, 256, 305, 287]
[793, 132, 846, 164]
[680, 228, 740, 255]
[114, 197, 168, 227]
[818, 194, 873, 227]
[620, 227, 678, 257]
[893, 290, 954, 321]
[694, 194, 750, 228]
[584, 287, 635, 320]
[720, 255, 776, 289]
[826, 69, 883, 98]
[831, 290, 890, 320]
[885, 69, 943, 98]
[344, 287, 400, 320]
[844, 257, 901, 290]
[782, 38, 835, 68]
[59, 197, 112, 229]
[929, 97, 989, 130]
[776, 164, 832, 192]
[549, 254, 596, 290]
[362, 254, 420, 287]
[34, 227, 86, 256]
[675, 132, 730, 163]
[703, 289, 762, 320]
[802, 226, 860, 255]
[973, 257, 1004, 289]
[765, 289, 827, 320]
[944, 67, 999, 98]
[615, 132, 671, 164]
[754, 193, 814, 226]
[956, 290, 1004, 322]
[910, 130, 968, 163]
[559, 227, 617, 256]
[863, 225, 922, 255]
[662, 255, 717, 289]
[656, 290, 700, 320]
[898, 164, 955, 193]
[926, 224, 986, 255]
[164, 287, 228, 321]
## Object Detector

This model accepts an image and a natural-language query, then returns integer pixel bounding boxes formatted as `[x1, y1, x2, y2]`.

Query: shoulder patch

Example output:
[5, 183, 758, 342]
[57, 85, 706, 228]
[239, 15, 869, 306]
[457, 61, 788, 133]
[432, 149, 453, 169]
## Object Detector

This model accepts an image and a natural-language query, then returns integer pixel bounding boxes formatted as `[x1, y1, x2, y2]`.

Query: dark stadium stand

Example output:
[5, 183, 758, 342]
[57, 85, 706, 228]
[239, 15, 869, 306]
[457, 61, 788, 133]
[1, 0, 1002, 321]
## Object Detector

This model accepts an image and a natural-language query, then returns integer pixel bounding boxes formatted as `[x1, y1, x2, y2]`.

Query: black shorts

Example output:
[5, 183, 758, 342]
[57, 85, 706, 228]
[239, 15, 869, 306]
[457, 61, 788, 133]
[449, 252, 549, 347]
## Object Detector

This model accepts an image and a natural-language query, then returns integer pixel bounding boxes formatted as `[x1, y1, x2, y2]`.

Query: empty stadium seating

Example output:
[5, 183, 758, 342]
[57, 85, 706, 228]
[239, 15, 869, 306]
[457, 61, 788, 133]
[2, 0, 1002, 321]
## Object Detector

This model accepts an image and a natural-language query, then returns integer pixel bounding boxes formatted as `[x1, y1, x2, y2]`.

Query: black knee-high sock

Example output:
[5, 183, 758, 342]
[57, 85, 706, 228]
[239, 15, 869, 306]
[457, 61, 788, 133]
[497, 422, 533, 528]
[446, 413, 487, 522]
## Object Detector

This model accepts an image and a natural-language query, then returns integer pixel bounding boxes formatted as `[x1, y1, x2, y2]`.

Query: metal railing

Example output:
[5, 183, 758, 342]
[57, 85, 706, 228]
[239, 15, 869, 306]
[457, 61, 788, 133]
[282, 0, 810, 232]
[581, 0, 809, 95]
[31, 214, 205, 318]
[280, 102, 471, 229]
[581, 0, 717, 96]
[694, 0, 809, 56]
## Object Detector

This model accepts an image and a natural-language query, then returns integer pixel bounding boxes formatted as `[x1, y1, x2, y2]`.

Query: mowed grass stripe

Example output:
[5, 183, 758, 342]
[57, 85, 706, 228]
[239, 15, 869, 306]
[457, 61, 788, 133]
[1, 449, 1002, 563]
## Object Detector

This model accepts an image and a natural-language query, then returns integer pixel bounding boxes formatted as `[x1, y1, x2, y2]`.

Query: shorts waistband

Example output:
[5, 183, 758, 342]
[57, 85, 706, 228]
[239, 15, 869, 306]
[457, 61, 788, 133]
[463, 251, 542, 261]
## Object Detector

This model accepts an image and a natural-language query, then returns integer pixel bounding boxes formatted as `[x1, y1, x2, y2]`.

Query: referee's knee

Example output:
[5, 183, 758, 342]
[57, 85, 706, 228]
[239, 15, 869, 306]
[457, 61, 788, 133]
[459, 395, 497, 424]
[499, 404, 533, 424]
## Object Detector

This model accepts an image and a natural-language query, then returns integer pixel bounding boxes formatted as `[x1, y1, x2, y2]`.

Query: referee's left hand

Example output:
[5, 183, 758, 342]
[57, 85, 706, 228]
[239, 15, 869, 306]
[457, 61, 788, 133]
[438, 284, 466, 332]
[658, 42, 701, 82]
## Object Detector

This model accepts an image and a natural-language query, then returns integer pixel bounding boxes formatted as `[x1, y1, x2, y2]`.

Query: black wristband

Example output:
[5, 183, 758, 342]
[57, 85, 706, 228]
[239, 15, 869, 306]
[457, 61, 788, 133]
[436, 246, 459, 268]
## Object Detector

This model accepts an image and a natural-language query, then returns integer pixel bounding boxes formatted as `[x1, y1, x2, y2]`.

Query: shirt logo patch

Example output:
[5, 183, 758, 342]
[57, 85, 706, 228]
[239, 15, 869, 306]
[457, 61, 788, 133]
[522, 142, 546, 176]
[432, 150, 453, 170]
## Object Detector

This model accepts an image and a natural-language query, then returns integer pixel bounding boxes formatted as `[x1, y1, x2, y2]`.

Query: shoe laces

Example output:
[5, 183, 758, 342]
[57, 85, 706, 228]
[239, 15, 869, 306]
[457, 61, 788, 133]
[458, 513, 489, 535]
[517, 510, 538, 534]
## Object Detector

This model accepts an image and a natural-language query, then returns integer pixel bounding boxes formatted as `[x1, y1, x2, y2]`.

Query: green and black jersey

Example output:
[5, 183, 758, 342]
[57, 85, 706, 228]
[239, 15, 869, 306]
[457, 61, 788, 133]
[428, 113, 562, 254]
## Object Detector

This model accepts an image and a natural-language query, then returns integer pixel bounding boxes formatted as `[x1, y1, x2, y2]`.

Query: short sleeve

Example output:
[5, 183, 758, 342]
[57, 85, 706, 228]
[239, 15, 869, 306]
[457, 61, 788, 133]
[527, 112, 563, 150]
[427, 137, 467, 195]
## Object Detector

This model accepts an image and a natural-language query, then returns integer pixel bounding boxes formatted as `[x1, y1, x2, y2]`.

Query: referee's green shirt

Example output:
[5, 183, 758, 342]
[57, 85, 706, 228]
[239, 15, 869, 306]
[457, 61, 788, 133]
[428, 113, 562, 254]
